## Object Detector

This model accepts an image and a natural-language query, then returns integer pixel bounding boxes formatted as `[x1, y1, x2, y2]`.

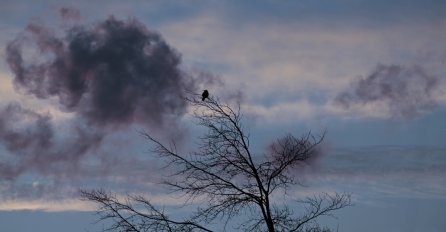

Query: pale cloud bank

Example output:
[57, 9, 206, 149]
[0, 199, 94, 212]
[0, 191, 203, 212]
[160, 14, 446, 122]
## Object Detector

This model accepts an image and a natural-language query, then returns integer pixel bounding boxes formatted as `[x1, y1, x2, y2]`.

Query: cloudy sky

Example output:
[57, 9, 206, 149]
[0, 0, 445, 231]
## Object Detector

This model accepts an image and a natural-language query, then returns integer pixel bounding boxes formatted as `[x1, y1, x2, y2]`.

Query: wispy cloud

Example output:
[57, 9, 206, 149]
[334, 64, 443, 119]
[306, 146, 446, 201]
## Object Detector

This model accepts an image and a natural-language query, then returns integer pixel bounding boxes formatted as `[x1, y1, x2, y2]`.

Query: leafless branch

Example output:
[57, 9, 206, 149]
[81, 95, 351, 232]
[80, 189, 213, 232]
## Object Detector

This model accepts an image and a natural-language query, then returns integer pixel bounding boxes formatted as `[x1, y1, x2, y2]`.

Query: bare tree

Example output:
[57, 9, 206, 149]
[81, 96, 351, 232]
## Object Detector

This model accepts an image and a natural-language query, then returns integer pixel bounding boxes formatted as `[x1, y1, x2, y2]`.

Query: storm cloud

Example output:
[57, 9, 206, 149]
[1, 12, 214, 181]
[334, 64, 440, 119]
[6, 16, 198, 129]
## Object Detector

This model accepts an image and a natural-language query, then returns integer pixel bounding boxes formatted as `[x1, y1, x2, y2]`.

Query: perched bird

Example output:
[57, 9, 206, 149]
[202, 90, 209, 101]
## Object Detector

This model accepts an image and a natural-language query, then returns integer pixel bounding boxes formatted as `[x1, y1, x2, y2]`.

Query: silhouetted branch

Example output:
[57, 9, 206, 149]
[80, 189, 213, 232]
[82, 95, 351, 232]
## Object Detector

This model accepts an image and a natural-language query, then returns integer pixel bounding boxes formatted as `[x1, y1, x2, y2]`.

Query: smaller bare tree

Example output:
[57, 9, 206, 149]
[81, 96, 351, 232]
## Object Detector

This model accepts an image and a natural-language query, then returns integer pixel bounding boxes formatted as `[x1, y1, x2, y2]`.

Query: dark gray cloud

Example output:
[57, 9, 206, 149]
[1, 12, 215, 182]
[6, 16, 199, 129]
[335, 64, 440, 119]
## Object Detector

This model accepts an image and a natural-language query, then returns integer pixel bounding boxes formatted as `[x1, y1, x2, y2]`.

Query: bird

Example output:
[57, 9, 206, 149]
[202, 90, 209, 101]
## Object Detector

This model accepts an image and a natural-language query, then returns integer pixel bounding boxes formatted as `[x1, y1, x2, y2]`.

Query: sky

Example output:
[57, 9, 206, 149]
[0, 0, 445, 231]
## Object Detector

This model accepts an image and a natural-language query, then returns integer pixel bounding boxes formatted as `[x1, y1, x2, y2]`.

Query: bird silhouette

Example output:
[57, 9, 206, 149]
[202, 90, 209, 101]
